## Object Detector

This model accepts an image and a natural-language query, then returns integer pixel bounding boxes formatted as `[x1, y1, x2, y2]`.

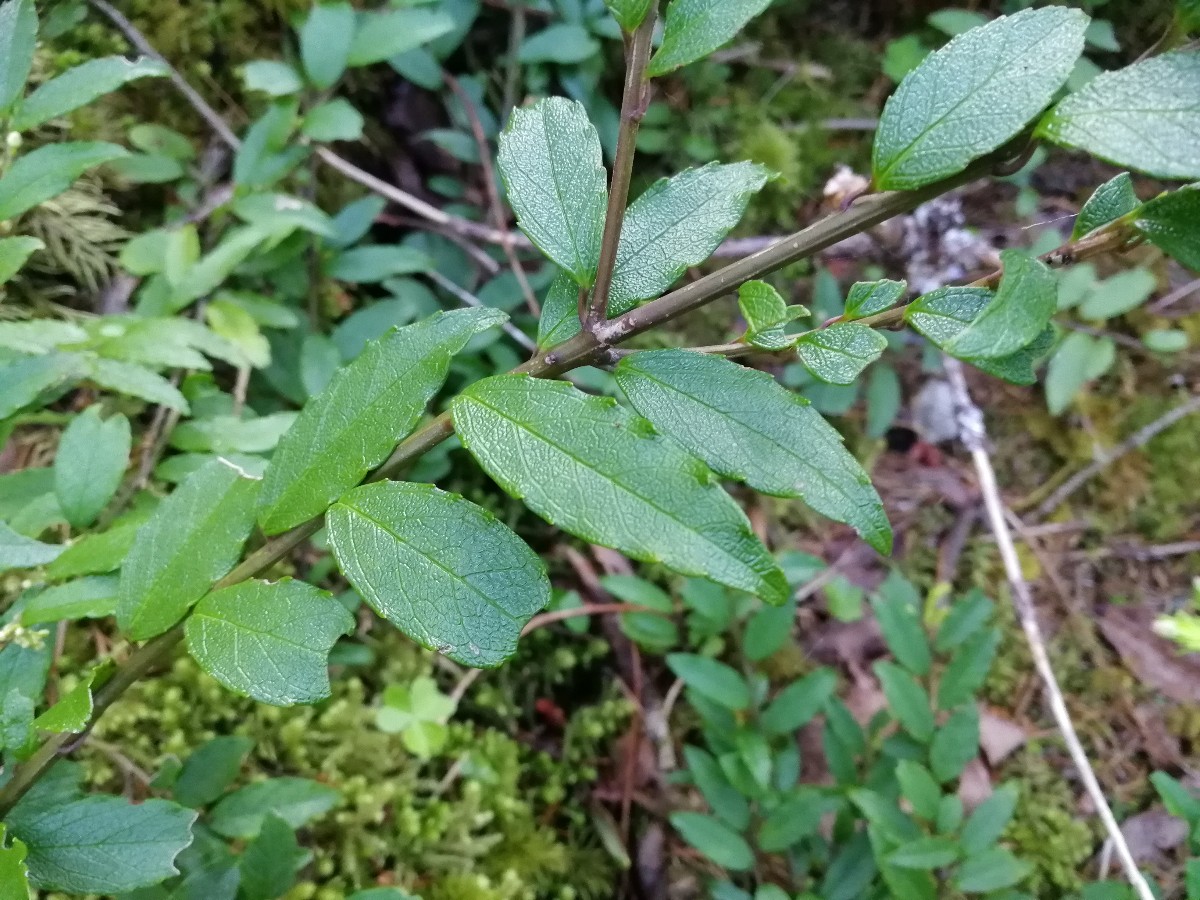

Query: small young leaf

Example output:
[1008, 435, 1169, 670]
[683, 745, 750, 831]
[738, 280, 804, 350]
[905, 286, 992, 349]
[0, 825, 29, 900]
[935, 590, 994, 652]
[1045, 331, 1114, 414]
[757, 788, 835, 852]
[604, 0, 654, 31]
[32, 669, 97, 733]
[117, 458, 261, 641]
[453, 375, 788, 603]
[328, 482, 551, 668]
[954, 848, 1031, 893]
[208, 777, 338, 840]
[0, 234, 42, 284]
[947, 251, 1057, 360]
[796, 324, 887, 384]
[536, 271, 580, 349]
[845, 279, 907, 320]
[186, 579, 354, 706]
[302, 98, 364, 142]
[325, 244, 431, 282]
[0, 142, 128, 222]
[1078, 269, 1157, 321]
[301, 2, 356, 89]
[647, 0, 774, 76]
[960, 783, 1019, 854]
[615, 350, 892, 553]
[849, 789, 921, 842]
[874, 661, 935, 742]
[7, 796, 195, 894]
[887, 836, 960, 870]
[873, 8, 1088, 190]
[666, 653, 750, 710]
[518, 24, 600, 65]
[669, 812, 754, 871]
[1039, 51, 1200, 180]
[497, 97, 607, 285]
[0, 522, 62, 573]
[54, 407, 131, 529]
[346, 7, 455, 66]
[13, 57, 166, 130]
[21, 576, 118, 625]
[937, 628, 999, 710]
[87, 358, 190, 412]
[895, 760, 942, 822]
[172, 735, 255, 808]
[1073, 172, 1139, 240]
[760, 668, 838, 736]
[872, 590, 931, 676]
[259, 308, 503, 533]
[238, 814, 308, 900]
[929, 704, 980, 782]
[0, 0, 37, 115]
[1135, 185, 1200, 271]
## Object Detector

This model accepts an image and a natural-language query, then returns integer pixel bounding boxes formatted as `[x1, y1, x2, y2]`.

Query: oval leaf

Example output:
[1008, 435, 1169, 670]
[0, 143, 128, 222]
[1135, 185, 1200, 271]
[648, 0, 773, 76]
[669, 812, 755, 871]
[300, 2, 355, 89]
[796, 323, 887, 385]
[452, 374, 787, 602]
[12, 56, 166, 131]
[328, 482, 549, 667]
[1073, 172, 1139, 240]
[0, 0, 36, 115]
[54, 407, 131, 529]
[946, 251, 1057, 359]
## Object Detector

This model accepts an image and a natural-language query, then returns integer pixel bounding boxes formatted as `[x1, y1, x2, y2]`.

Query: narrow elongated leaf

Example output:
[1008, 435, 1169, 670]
[760, 668, 838, 736]
[536, 270, 580, 349]
[0, 522, 62, 573]
[54, 407, 131, 528]
[12, 57, 166, 130]
[872, 591, 931, 676]
[683, 746, 750, 830]
[796, 324, 887, 385]
[937, 628, 999, 709]
[21, 576, 118, 625]
[0, 352, 83, 419]
[954, 848, 1031, 893]
[87, 358, 190, 412]
[666, 653, 750, 710]
[497, 97, 607, 285]
[0, 0, 36, 114]
[259, 308, 505, 534]
[1039, 51, 1200, 180]
[346, 8, 455, 66]
[1073, 172, 1139, 240]
[947, 251, 1057, 359]
[873, 8, 1088, 190]
[604, 0, 654, 31]
[960, 783, 1019, 854]
[669, 812, 754, 871]
[328, 482, 551, 667]
[845, 279, 906, 320]
[33, 668, 98, 733]
[874, 661, 935, 742]
[208, 778, 338, 840]
[0, 825, 29, 899]
[1135, 185, 1200, 271]
[453, 375, 788, 602]
[0, 235, 42, 284]
[615, 350, 892, 554]
[8, 796, 195, 894]
[758, 789, 835, 851]
[647, 0, 774, 76]
[895, 761, 942, 822]
[518, 24, 599, 65]
[117, 458, 261, 640]
[0, 143, 128, 221]
[325, 244, 431, 282]
[239, 814, 308, 900]
[171, 736, 255, 808]
[929, 704, 980, 782]
[186, 579, 353, 706]
[301, 3, 355, 88]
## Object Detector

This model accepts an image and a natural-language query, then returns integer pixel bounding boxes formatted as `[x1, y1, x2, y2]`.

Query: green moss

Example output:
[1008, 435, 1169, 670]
[1127, 397, 1200, 541]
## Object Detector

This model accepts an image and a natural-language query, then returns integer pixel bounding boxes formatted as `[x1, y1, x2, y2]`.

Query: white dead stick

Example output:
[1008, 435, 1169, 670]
[942, 357, 1154, 900]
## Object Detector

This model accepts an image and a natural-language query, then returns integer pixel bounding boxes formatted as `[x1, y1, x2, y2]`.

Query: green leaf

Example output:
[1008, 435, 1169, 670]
[872, 591, 931, 676]
[32, 669, 96, 733]
[1045, 332, 1110, 414]
[86, 358, 190, 412]
[1151, 771, 1200, 820]
[12, 56, 166, 130]
[238, 814, 308, 900]
[874, 660, 935, 742]
[609, 162, 770, 315]
[947, 251, 1056, 359]
[873, 8, 1087, 190]
[259, 308, 504, 534]
[0, 0, 36, 115]
[760, 668, 838, 736]
[896, 760, 942, 822]
[0, 521, 62, 573]
[536, 270, 581, 349]
[1073, 172, 1139, 240]
[453, 374, 788, 603]
[325, 244, 432, 282]
[347, 7, 455, 66]
[1145, 328, 1189, 352]
[615, 350, 892, 554]
[233, 193, 335, 239]
[937, 628, 999, 710]
[604, 0, 654, 31]
[0, 142, 128, 222]
[666, 653, 750, 710]
[0, 234, 42, 284]
[21, 576, 118, 625]
[8, 796, 195, 894]
[497, 97, 607, 285]
[117, 458, 261, 640]
[53, 407, 130, 529]
[887, 836, 960, 870]
[243, 59, 303, 96]
[327, 482, 550, 668]
[960, 783, 1019, 854]
[757, 788, 835, 852]
[683, 745, 750, 831]
[738, 280, 806, 350]
[970, 325, 1055, 386]
[0, 352, 82, 419]
[1038, 51, 1200, 180]
[1136, 185, 1200, 271]
[0, 825, 29, 900]
[905, 286, 992, 349]
[850, 789, 921, 842]
[1078, 269, 1156, 320]
[186, 578, 354, 706]
[935, 590, 993, 652]
[796, 323, 887, 385]
[929, 704, 980, 782]
[208, 777, 338, 840]
[301, 3, 355, 88]
[172, 735, 255, 808]
[845, 279, 906, 320]
[0, 687, 34, 754]
[518, 24, 600, 64]
[954, 848, 1031, 893]
[647, 0, 774, 76]
[669, 812, 754, 871]
[302, 98, 364, 142]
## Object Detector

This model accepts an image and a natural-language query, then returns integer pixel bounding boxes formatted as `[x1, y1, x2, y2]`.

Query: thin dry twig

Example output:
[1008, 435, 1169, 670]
[1036, 393, 1200, 519]
[943, 356, 1155, 900]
